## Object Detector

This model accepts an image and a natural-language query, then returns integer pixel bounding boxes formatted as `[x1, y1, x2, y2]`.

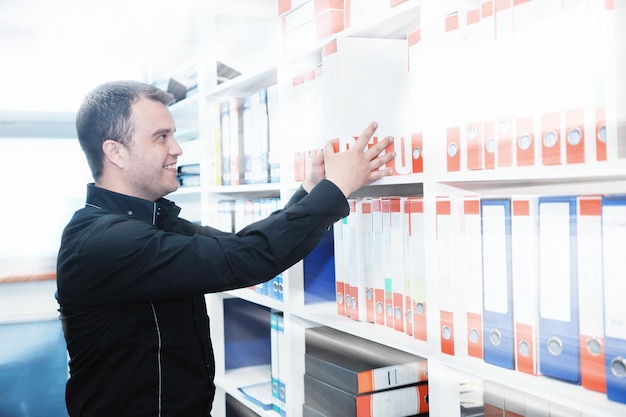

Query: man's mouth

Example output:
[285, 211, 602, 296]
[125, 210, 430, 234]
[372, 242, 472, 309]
[164, 164, 177, 172]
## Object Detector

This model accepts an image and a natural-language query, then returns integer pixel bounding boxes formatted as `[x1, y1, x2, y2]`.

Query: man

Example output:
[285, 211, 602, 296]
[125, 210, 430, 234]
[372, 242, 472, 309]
[56, 80, 394, 416]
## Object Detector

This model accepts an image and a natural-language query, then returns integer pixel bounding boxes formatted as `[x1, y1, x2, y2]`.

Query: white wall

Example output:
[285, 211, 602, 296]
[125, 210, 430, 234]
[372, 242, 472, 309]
[0, 138, 91, 272]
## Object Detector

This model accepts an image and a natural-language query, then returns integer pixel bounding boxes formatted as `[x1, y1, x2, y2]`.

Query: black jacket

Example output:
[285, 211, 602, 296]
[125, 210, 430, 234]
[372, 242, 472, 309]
[56, 180, 348, 417]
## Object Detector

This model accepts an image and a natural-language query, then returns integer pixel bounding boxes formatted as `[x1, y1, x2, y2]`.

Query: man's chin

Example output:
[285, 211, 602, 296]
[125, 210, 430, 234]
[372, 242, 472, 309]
[166, 184, 179, 196]
[159, 182, 179, 199]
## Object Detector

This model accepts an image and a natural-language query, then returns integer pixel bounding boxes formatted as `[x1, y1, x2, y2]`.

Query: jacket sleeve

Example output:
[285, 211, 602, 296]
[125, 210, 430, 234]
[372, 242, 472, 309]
[58, 180, 348, 304]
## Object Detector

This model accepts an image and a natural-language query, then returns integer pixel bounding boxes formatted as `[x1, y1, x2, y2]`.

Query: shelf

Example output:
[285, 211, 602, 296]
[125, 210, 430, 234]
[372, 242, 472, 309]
[441, 355, 626, 417]
[437, 161, 626, 196]
[206, 65, 277, 102]
[279, 0, 422, 69]
[350, 174, 425, 198]
[291, 301, 429, 359]
[207, 183, 281, 199]
[215, 365, 276, 417]
[201, 1, 626, 416]
[225, 288, 284, 312]
[171, 186, 202, 197]
[344, 0, 421, 40]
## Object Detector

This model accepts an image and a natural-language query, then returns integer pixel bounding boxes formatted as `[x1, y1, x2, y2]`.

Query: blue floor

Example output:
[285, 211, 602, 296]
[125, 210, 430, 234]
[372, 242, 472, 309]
[0, 319, 68, 417]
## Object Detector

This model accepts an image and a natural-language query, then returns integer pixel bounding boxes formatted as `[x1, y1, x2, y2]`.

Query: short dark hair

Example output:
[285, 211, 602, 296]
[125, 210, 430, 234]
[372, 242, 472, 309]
[76, 80, 174, 180]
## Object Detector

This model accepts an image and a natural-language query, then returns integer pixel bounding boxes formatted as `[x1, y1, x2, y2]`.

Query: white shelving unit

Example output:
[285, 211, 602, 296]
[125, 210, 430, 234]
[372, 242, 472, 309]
[170, 1, 626, 416]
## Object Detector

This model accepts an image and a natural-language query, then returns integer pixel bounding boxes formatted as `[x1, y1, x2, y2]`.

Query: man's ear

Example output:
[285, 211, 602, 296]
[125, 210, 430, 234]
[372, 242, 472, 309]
[102, 139, 127, 169]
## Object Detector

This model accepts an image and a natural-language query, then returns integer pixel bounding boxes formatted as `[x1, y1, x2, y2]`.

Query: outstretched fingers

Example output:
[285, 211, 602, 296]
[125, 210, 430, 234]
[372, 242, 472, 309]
[352, 121, 379, 152]
[367, 136, 395, 170]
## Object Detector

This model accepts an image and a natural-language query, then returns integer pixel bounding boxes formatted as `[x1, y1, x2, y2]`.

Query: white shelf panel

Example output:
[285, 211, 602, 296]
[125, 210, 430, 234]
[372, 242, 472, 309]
[214, 365, 276, 417]
[291, 301, 429, 359]
[440, 355, 626, 417]
[207, 183, 282, 199]
[437, 161, 626, 196]
[171, 186, 202, 197]
[225, 288, 285, 312]
[206, 65, 277, 102]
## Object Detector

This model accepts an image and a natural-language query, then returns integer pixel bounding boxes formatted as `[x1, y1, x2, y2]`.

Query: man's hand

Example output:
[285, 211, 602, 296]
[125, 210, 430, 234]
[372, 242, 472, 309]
[302, 149, 326, 193]
[322, 121, 395, 197]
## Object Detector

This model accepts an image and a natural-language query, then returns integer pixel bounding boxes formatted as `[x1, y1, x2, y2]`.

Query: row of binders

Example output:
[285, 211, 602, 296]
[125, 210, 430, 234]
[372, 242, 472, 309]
[278, 0, 415, 56]
[411, 0, 626, 172]
[283, 0, 624, 184]
[334, 193, 626, 404]
[303, 326, 428, 417]
[216, 85, 280, 187]
[213, 197, 285, 301]
[334, 196, 427, 340]
[436, 193, 626, 406]
[214, 197, 281, 234]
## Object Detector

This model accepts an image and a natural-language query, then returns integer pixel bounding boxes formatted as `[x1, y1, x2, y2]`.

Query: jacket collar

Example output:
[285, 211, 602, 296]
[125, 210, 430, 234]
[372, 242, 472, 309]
[85, 183, 181, 227]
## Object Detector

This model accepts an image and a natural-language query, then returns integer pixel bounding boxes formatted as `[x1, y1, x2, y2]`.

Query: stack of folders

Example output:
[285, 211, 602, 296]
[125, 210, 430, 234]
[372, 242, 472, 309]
[303, 326, 429, 417]
[436, 193, 626, 406]
[334, 196, 427, 342]
[176, 163, 200, 187]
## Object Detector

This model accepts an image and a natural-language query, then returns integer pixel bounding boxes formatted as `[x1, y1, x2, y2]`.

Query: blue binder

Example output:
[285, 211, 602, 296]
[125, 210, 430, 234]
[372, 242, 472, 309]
[481, 198, 515, 369]
[601, 194, 626, 403]
[537, 195, 580, 383]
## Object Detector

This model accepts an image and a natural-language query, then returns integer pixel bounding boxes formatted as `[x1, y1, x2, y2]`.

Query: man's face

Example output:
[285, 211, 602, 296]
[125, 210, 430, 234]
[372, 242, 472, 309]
[124, 97, 182, 201]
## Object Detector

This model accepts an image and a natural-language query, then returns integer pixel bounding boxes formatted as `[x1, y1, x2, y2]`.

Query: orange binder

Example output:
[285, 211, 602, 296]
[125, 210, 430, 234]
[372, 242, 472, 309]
[437, 196, 466, 356]
[512, 196, 539, 375]
[466, 122, 483, 170]
[407, 26, 425, 175]
[408, 197, 428, 341]
[540, 111, 562, 165]
[447, 126, 461, 172]
[348, 198, 367, 322]
[515, 116, 535, 167]
[496, 117, 514, 168]
[371, 198, 386, 326]
[408, 197, 427, 342]
[386, 136, 415, 176]
[444, 13, 461, 173]
[483, 121, 496, 170]
[560, 0, 589, 166]
[464, 9, 484, 171]
[402, 198, 413, 337]
[333, 200, 350, 316]
[389, 197, 405, 333]
[494, 0, 514, 168]
[595, 106, 607, 162]
[411, 132, 423, 173]
[463, 197, 483, 359]
[577, 195, 606, 393]
[565, 108, 586, 164]
[437, 197, 454, 355]
[360, 199, 376, 324]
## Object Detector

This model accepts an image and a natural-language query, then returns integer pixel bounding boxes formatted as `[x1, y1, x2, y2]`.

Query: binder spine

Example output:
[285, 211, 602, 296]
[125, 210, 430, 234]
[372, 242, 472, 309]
[538, 195, 580, 383]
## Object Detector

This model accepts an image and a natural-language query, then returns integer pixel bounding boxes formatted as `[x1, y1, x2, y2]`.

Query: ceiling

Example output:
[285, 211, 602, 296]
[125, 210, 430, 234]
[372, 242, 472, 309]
[0, 0, 277, 139]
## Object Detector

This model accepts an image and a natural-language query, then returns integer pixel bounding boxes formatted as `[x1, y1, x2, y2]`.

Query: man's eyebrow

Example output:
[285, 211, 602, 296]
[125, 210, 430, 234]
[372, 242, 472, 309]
[152, 127, 174, 137]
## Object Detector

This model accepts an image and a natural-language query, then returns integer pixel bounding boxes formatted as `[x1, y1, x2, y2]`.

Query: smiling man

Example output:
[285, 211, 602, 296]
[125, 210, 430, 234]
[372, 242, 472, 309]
[55, 80, 394, 417]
